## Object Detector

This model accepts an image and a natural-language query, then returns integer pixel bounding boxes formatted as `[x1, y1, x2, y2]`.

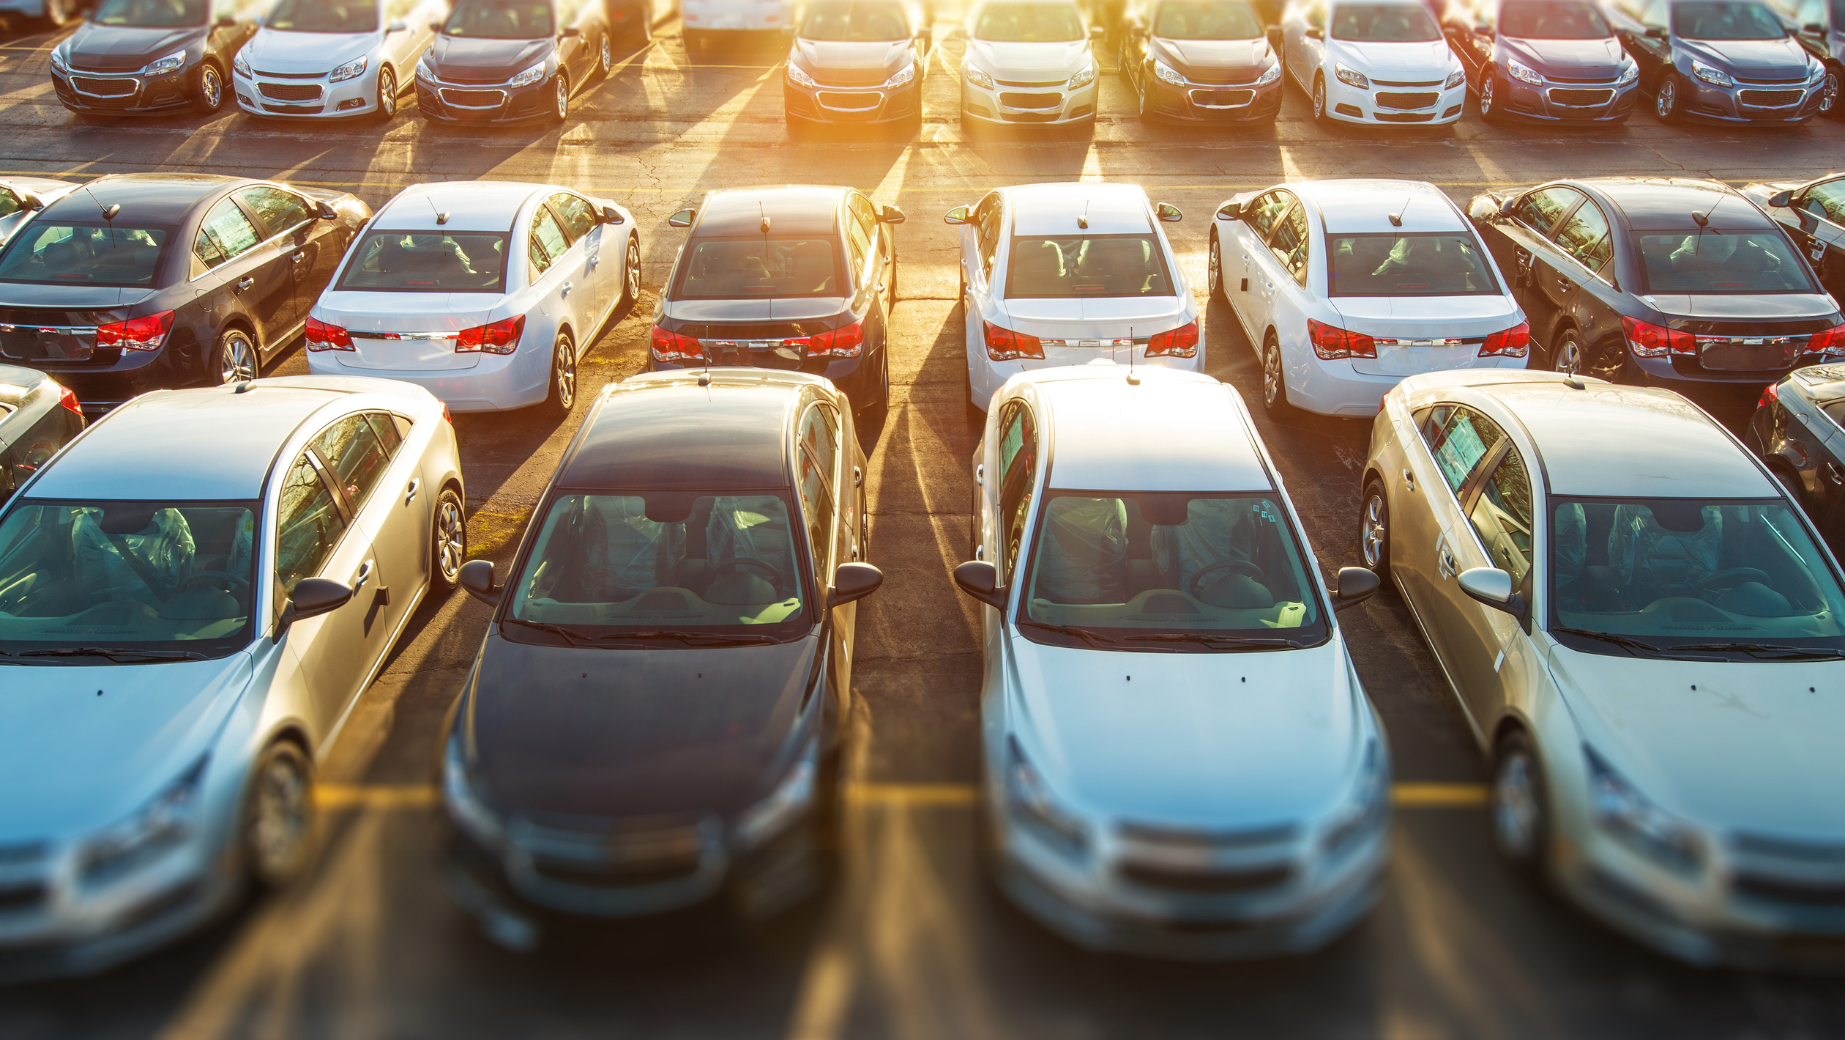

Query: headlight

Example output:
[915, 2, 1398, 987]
[443, 730, 505, 847]
[329, 55, 369, 83]
[1691, 60, 1732, 88]
[50, 48, 69, 73]
[1616, 60, 1638, 85]
[1506, 59, 1542, 86]
[1445, 67, 1466, 89]
[733, 736, 819, 848]
[1005, 740, 1089, 858]
[1586, 747, 1704, 874]
[1068, 63, 1096, 89]
[233, 51, 252, 78]
[1153, 59, 1186, 86]
[415, 57, 435, 83]
[786, 56, 819, 88]
[965, 63, 995, 90]
[507, 62, 547, 89]
[881, 61, 917, 89]
[1334, 62, 1370, 90]
[81, 757, 207, 884]
[1254, 60, 1281, 86]
[1812, 60, 1829, 84]
[1321, 739, 1389, 856]
[142, 50, 187, 77]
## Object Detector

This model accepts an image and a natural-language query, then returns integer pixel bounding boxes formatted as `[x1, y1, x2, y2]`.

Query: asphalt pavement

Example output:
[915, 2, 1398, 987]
[3, 10, 1845, 1039]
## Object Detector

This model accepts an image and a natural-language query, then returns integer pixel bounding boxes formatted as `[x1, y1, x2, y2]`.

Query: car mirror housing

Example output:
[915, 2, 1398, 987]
[1467, 194, 1504, 223]
[1332, 566, 1380, 611]
[944, 205, 970, 225]
[459, 560, 501, 604]
[952, 560, 1007, 610]
[600, 204, 625, 224]
[1458, 567, 1528, 623]
[562, 26, 581, 37]
[1217, 200, 1242, 220]
[316, 200, 339, 220]
[274, 578, 354, 642]
[1155, 202, 1183, 222]
[829, 562, 884, 607]
[879, 204, 906, 224]
[1769, 189, 1794, 208]
[1644, 25, 1666, 37]
[1804, 21, 1826, 33]
[1304, 26, 1324, 39]
[667, 208, 697, 228]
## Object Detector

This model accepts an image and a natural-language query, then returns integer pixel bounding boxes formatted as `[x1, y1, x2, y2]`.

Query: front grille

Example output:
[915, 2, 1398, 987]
[1740, 88, 1803, 107]
[995, 77, 1065, 87]
[1375, 91, 1437, 110]
[0, 881, 47, 914]
[71, 77, 136, 97]
[1372, 78, 1442, 87]
[1733, 874, 1845, 908]
[263, 102, 323, 113]
[1734, 832, 1845, 863]
[253, 69, 324, 79]
[515, 814, 712, 890]
[816, 91, 881, 111]
[1188, 87, 1255, 108]
[1119, 862, 1294, 895]
[1549, 87, 1614, 106]
[1375, 110, 1434, 122]
[1000, 91, 1061, 109]
[259, 82, 323, 102]
[440, 88, 507, 108]
[1118, 821, 1298, 848]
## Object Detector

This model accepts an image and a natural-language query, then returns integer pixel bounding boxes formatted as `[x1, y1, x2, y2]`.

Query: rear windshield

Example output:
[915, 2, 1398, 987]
[0, 225, 170, 288]
[1154, 0, 1264, 38]
[443, 0, 554, 38]
[1326, 233, 1501, 297]
[336, 232, 509, 293]
[268, 0, 377, 32]
[91, 0, 205, 27]
[1672, 1, 1788, 38]
[800, 0, 912, 39]
[675, 237, 843, 299]
[1633, 231, 1814, 293]
[974, 2, 1087, 41]
[1005, 234, 1174, 298]
[1331, 3, 1441, 40]
[1499, 0, 1613, 37]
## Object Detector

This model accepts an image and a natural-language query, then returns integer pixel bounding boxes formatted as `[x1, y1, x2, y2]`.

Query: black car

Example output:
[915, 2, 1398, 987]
[48, 0, 261, 116]
[1764, 0, 1843, 116]
[0, 173, 371, 416]
[1443, 0, 1642, 122]
[1747, 364, 1845, 549]
[782, 0, 930, 132]
[0, 364, 83, 503]
[1605, 0, 1826, 123]
[1117, 0, 1284, 124]
[439, 369, 882, 937]
[605, 0, 667, 39]
[1466, 178, 1845, 412]
[650, 186, 901, 417]
[1742, 170, 1845, 302]
[415, 0, 614, 125]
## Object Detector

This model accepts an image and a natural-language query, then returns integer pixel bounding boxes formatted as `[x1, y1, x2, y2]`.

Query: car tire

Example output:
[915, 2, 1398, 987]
[244, 740, 316, 889]
[374, 66, 400, 121]
[1821, 67, 1842, 119]
[1491, 730, 1549, 874]
[862, 345, 891, 420]
[1312, 72, 1329, 124]
[1654, 71, 1684, 123]
[544, 332, 577, 417]
[1770, 461, 1807, 507]
[1478, 67, 1503, 125]
[620, 234, 641, 308]
[1208, 234, 1225, 302]
[1260, 333, 1295, 418]
[210, 327, 260, 385]
[1361, 478, 1391, 578]
[431, 486, 467, 595]
[599, 34, 615, 78]
[196, 61, 226, 114]
[1550, 324, 1584, 375]
[552, 73, 570, 123]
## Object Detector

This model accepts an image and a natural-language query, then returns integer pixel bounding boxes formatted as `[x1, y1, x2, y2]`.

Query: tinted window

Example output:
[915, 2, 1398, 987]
[997, 403, 1038, 579]
[444, 0, 555, 36]
[268, 0, 377, 31]
[798, 403, 840, 490]
[337, 232, 509, 292]
[529, 209, 571, 277]
[238, 187, 313, 238]
[275, 455, 349, 600]
[1498, 0, 1613, 36]
[311, 415, 394, 512]
[1245, 190, 1293, 240]
[796, 446, 835, 585]
[676, 238, 842, 298]
[1429, 406, 1504, 493]
[367, 413, 405, 455]
[1269, 204, 1309, 287]
[93, 0, 206, 26]
[975, 193, 1004, 277]
[1802, 179, 1845, 224]
[1327, 233, 1499, 296]
[199, 198, 261, 264]
[1331, 2, 1442, 39]
[1672, 0, 1788, 37]
[0, 189, 18, 220]
[1005, 235, 1175, 298]
[1553, 202, 1613, 273]
[550, 194, 598, 241]
[974, 1, 1086, 41]
[1511, 186, 1582, 235]
[1633, 231, 1814, 292]
[846, 217, 873, 280]
[800, 0, 911, 39]
[0, 225, 170, 288]
[1468, 448, 1535, 586]
[1154, 0, 1264, 37]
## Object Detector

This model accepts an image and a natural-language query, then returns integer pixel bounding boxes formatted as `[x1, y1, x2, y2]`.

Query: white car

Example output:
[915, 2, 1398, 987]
[951, 364, 1388, 958]
[307, 181, 640, 415]
[1363, 369, 1845, 971]
[1279, 0, 1467, 125]
[0, 176, 79, 249]
[959, 0, 1104, 128]
[1209, 178, 1527, 418]
[231, 0, 445, 120]
[947, 182, 1201, 412]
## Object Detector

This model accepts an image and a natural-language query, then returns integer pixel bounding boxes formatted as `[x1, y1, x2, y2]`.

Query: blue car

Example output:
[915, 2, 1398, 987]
[1443, 0, 1642, 123]
[1606, 0, 1829, 123]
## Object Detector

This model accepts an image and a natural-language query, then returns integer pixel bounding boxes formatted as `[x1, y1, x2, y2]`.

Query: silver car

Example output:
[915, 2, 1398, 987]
[0, 376, 465, 980]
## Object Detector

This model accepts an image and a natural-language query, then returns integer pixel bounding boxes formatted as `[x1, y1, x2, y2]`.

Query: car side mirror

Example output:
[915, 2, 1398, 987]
[1475, 23, 1495, 36]
[215, 14, 235, 27]
[1467, 194, 1503, 223]
[18, 191, 42, 212]
[829, 562, 884, 607]
[1305, 26, 1324, 39]
[600, 204, 625, 224]
[1644, 25, 1666, 37]
[1769, 189, 1794, 208]
[316, 200, 339, 220]
[1458, 567, 1528, 624]
[459, 560, 501, 604]
[1217, 200, 1242, 220]
[1331, 566, 1380, 611]
[273, 578, 354, 642]
[431, 20, 446, 31]
[952, 560, 1007, 610]
[1090, 24, 1106, 38]
[387, 19, 408, 32]
[944, 205, 970, 225]
[879, 204, 906, 224]
[563, 26, 581, 37]
[1804, 21, 1826, 33]
[1155, 202, 1183, 222]
[667, 208, 696, 228]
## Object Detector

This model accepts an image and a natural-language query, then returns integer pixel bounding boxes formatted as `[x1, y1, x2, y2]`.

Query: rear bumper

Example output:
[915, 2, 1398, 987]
[309, 346, 548, 413]
[1284, 353, 1526, 417]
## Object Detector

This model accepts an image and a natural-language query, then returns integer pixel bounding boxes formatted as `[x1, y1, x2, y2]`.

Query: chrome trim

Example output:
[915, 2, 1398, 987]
[354, 331, 461, 341]
[438, 87, 510, 110]
[815, 90, 882, 112]
[1188, 86, 1256, 109]
[69, 76, 140, 100]
[0, 324, 99, 334]
[1545, 86, 1615, 106]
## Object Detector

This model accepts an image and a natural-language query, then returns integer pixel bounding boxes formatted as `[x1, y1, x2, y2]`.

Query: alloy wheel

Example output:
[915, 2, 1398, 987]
[435, 494, 466, 587]
[1208, 238, 1222, 297]
[218, 330, 258, 384]
[1263, 340, 1284, 407]
[1552, 329, 1583, 375]
[378, 68, 398, 118]
[1312, 76, 1326, 120]
[248, 745, 312, 885]
[1655, 78, 1675, 120]
[1362, 493, 1388, 570]
[199, 64, 224, 111]
[1492, 746, 1544, 863]
[553, 339, 577, 411]
[624, 236, 641, 303]
[601, 35, 614, 75]
[555, 76, 570, 121]
[1822, 70, 1840, 115]
[1479, 76, 1495, 117]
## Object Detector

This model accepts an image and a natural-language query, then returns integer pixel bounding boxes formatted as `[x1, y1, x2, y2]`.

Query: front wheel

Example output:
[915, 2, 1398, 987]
[599, 34, 614, 77]
[1312, 73, 1329, 124]
[245, 741, 316, 889]
[431, 487, 467, 594]
[552, 74, 570, 123]
[544, 332, 578, 417]
[1361, 479, 1390, 577]
[211, 327, 260, 385]
[1491, 731, 1549, 874]
[1654, 72, 1683, 123]
[374, 66, 399, 121]
[196, 62, 226, 114]
[1820, 67, 1841, 118]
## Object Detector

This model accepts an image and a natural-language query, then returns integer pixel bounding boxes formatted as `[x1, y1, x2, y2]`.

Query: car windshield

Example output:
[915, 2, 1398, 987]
[1327, 233, 1501, 296]
[444, 0, 554, 37]
[1551, 498, 1845, 658]
[1633, 230, 1814, 293]
[0, 501, 257, 661]
[1672, 0, 1787, 37]
[1331, 3, 1442, 40]
[1499, 0, 1613, 37]
[336, 232, 509, 293]
[504, 492, 811, 642]
[1154, 0, 1264, 38]
[268, 0, 378, 32]
[0, 225, 170, 288]
[90, 0, 205, 27]
[974, 2, 1086, 41]
[1018, 491, 1329, 651]
[1006, 234, 1174, 298]
[675, 237, 842, 299]
[800, 0, 911, 39]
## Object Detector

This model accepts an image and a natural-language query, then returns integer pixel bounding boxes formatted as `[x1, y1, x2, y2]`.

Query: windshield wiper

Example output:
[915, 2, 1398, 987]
[1550, 627, 1668, 657]
[1123, 633, 1305, 650]
[15, 647, 209, 662]
[1015, 620, 1119, 648]
[600, 630, 780, 646]
[1667, 642, 1845, 661]
[501, 617, 600, 647]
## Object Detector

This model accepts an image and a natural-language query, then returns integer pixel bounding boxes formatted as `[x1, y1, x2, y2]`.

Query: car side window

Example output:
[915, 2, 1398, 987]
[274, 453, 349, 603]
[1510, 187, 1584, 238]
[195, 197, 261, 272]
[974, 192, 1003, 279]
[0, 188, 18, 220]
[997, 403, 1039, 580]
[1803, 181, 1845, 225]
[1467, 446, 1535, 587]
[798, 402, 841, 490]
[237, 186, 313, 240]
[1416, 403, 1455, 444]
[1245, 190, 1292, 240]
[796, 437, 836, 587]
[1428, 405, 1505, 495]
[550, 193, 598, 241]
[1552, 200, 1613, 275]
[1268, 203, 1310, 287]
[367, 412, 405, 456]
[1822, 400, 1845, 431]
[311, 414, 395, 513]
[529, 208, 569, 279]
[846, 216, 873, 284]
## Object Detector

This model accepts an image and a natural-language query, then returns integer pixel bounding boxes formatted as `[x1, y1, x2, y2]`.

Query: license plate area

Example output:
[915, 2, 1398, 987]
[0, 325, 97, 361]
[1698, 336, 1801, 372]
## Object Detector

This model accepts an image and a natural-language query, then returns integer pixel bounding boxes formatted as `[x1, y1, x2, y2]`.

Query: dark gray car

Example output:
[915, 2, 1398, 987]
[0, 364, 83, 504]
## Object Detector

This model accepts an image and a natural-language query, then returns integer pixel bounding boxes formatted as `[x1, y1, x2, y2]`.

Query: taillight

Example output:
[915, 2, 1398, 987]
[1622, 315, 1694, 358]
[96, 311, 174, 353]
[441, 402, 454, 424]
[650, 324, 703, 362]
[305, 316, 354, 352]
[1758, 381, 1780, 409]
[805, 318, 865, 359]
[1307, 318, 1376, 360]
[1806, 322, 1845, 356]
[1479, 321, 1531, 358]
[1146, 321, 1199, 358]
[56, 384, 81, 416]
[984, 321, 1044, 361]
[455, 315, 524, 355]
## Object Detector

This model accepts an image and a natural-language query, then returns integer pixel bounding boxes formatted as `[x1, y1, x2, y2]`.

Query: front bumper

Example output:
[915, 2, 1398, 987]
[1679, 77, 1825, 123]
[1323, 76, 1465, 125]
[1493, 75, 1639, 122]
[962, 76, 1099, 125]
[232, 68, 378, 118]
[784, 77, 922, 124]
[1140, 74, 1283, 123]
[416, 74, 558, 124]
[51, 67, 197, 114]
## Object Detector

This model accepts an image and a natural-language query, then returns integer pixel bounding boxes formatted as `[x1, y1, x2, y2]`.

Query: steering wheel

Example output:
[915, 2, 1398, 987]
[708, 556, 783, 589]
[181, 570, 251, 596]
[1699, 567, 1772, 593]
[1188, 559, 1265, 601]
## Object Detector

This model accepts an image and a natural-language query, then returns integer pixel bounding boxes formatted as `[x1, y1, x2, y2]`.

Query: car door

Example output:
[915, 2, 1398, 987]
[1789, 178, 1845, 299]
[235, 185, 321, 338]
[549, 191, 615, 330]
[1121, 0, 1150, 92]
[1620, 0, 1672, 90]
[1252, 199, 1310, 352]
[1488, 186, 1579, 338]
[1547, 196, 1622, 363]
[797, 400, 852, 713]
[849, 192, 894, 315]
[272, 447, 378, 737]
[966, 192, 1005, 398]
[385, 0, 431, 74]
[1812, 399, 1845, 537]
[1518, 188, 1592, 346]
[191, 194, 293, 353]
[1229, 189, 1293, 344]
[312, 411, 426, 642]
[1396, 404, 1504, 640]
[528, 203, 588, 353]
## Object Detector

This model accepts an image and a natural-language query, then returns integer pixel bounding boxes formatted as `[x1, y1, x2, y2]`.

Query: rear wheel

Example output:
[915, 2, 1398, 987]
[621, 234, 641, 307]
[1361, 479, 1391, 578]
[1478, 68, 1503, 124]
[1261, 333, 1295, 418]
[431, 487, 467, 594]
[1550, 325, 1584, 375]
[863, 346, 891, 420]
[245, 741, 315, 889]
[1491, 731, 1549, 873]
[211, 327, 259, 385]
[544, 333, 577, 417]
[1208, 235, 1225, 302]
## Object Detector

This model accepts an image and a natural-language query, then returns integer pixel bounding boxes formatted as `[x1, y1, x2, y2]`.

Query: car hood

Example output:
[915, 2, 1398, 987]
[1549, 644, 1845, 834]
[1677, 36, 1812, 77]
[792, 38, 911, 85]
[1002, 294, 1190, 337]
[243, 29, 380, 74]
[1499, 34, 1626, 76]
[427, 33, 552, 80]
[965, 38, 1092, 82]
[315, 292, 510, 332]
[1331, 294, 1523, 338]
[666, 297, 850, 322]
[463, 631, 820, 819]
[1327, 37, 1456, 80]
[62, 23, 202, 72]
[1642, 293, 1839, 321]
[1151, 36, 1275, 78]
[0, 654, 252, 842]
[1005, 636, 1363, 827]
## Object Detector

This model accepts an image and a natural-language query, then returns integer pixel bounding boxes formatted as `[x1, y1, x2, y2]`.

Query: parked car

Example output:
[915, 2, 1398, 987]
[1363, 368, 1845, 971]
[606, 0, 667, 39]
[0, 176, 81, 248]
[0, 0, 88, 27]
[682, 0, 793, 52]
[0, 376, 465, 980]
[0, 173, 372, 417]
[1278, 0, 1467, 125]
[949, 364, 1386, 958]
[946, 182, 1198, 413]
[1605, 0, 1827, 123]
[649, 185, 899, 418]
[415, 0, 615, 125]
[48, 0, 264, 116]
[308, 181, 638, 416]
[1739, 170, 1845, 302]
[1210, 178, 1526, 418]
[783, 0, 930, 132]
[439, 369, 880, 941]
[0, 365, 83, 503]
[1763, 0, 1843, 114]
[1441, 0, 1641, 123]
[231, 0, 445, 120]
[959, 0, 1106, 129]
[1117, 0, 1285, 124]
[1746, 364, 1845, 550]
[1464, 177, 1845, 414]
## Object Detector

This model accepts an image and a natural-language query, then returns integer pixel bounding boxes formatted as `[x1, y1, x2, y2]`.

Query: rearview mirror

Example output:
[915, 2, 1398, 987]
[1332, 567, 1380, 611]
[274, 578, 354, 642]
[879, 204, 906, 224]
[460, 560, 501, 605]
[1768, 189, 1794, 208]
[1217, 200, 1242, 220]
[829, 562, 884, 607]
[667, 208, 696, 228]
[952, 560, 1007, 610]
[1155, 202, 1182, 222]
[316, 200, 339, 220]
[1458, 567, 1528, 624]
[944, 205, 970, 225]
[600, 204, 625, 224]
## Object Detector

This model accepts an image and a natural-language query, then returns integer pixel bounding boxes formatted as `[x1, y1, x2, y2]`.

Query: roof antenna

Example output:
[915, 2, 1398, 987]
[1078, 200, 1089, 231]
[81, 185, 120, 249]
[1691, 197, 1723, 249]
[1388, 196, 1409, 228]
[426, 195, 449, 226]
[759, 202, 771, 235]
[1126, 326, 1139, 385]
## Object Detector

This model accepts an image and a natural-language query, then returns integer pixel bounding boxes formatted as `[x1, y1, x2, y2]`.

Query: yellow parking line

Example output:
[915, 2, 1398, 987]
[847, 782, 980, 806]
[315, 783, 440, 809]
[1392, 782, 1490, 807]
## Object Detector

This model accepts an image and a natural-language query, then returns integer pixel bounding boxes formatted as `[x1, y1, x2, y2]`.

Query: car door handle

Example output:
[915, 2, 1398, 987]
[561, 282, 573, 298]
[974, 544, 985, 560]
[404, 478, 421, 505]
[291, 251, 306, 265]
[1827, 462, 1845, 486]
[1438, 542, 1457, 579]
[1402, 468, 1415, 490]
[352, 559, 374, 591]
[589, 255, 600, 269]
[236, 277, 254, 292]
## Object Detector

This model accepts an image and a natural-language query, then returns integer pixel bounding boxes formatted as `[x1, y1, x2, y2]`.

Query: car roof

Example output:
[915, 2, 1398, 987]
[1580, 178, 1774, 231]
[1291, 179, 1463, 234]
[1005, 183, 1152, 237]
[27, 385, 350, 501]
[1030, 367, 1273, 492]
[560, 374, 813, 490]
[36, 173, 241, 226]
[1789, 363, 1845, 403]
[375, 181, 546, 233]
[695, 186, 844, 238]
